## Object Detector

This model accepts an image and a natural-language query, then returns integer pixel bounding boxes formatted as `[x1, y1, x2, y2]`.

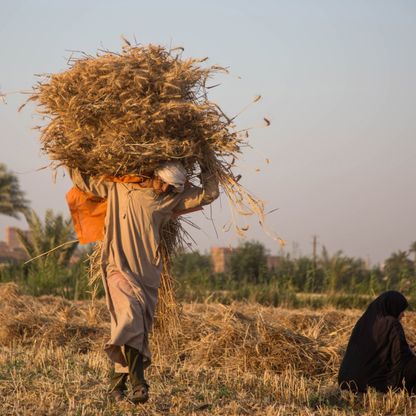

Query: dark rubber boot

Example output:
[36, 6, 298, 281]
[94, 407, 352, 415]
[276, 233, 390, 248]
[124, 344, 150, 404]
[108, 372, 128, 402]
[131, 382, 150, 404]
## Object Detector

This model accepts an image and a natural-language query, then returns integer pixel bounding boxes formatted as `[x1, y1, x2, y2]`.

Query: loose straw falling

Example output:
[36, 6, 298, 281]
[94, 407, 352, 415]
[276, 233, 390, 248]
[24, 239, 78, 265]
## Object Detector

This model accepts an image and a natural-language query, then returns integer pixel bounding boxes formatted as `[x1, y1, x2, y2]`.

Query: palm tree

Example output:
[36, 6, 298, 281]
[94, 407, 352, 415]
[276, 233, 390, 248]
[320, 248, 351, 293]
[17, 209, 78, 267]
[0, 163, 29, 218]
[384, 251, 414, 290]
[16, 209, 81, 298]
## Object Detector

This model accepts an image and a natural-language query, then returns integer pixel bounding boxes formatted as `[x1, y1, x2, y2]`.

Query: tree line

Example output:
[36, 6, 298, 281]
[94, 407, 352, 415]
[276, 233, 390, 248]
[173, 241, 416, 302]
[1, 162, 416, 307]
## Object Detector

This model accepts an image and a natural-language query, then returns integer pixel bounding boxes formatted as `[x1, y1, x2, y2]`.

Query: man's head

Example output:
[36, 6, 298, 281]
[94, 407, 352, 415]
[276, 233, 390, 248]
[154, 161, 187, 193]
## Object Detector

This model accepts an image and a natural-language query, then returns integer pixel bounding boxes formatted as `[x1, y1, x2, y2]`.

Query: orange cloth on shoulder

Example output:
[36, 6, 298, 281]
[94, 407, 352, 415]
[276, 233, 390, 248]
[66, 186, 107, 244]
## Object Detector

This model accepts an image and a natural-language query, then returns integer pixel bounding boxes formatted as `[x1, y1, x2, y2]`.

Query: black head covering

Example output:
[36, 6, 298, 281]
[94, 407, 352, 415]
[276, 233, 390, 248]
[338, 291, 413, 392]
[365, 290, 408, 319]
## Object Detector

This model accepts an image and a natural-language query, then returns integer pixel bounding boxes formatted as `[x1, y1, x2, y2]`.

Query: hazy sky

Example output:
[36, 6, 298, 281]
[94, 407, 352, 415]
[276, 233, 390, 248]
[1, 0, 415, 263]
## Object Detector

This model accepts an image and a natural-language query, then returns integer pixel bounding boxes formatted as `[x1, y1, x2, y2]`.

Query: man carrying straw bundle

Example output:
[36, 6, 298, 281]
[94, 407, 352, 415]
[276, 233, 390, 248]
[68, 162, 218, 402]
[27, 40, 270, 404]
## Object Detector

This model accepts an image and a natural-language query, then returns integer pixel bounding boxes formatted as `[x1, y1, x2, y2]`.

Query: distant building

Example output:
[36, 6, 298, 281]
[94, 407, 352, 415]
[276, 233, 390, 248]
[210, 246, 282, 274]
[6, 226, 30, 250]
[0, 227, 29, 263]
[210, 246, 234, 273]
[266, 255, 280, 271]
[0, 226, 84, 265]
[0, 241, 14, 262]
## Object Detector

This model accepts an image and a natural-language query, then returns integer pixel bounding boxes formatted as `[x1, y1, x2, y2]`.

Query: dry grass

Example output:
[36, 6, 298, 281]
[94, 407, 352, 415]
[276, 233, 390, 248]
[2, 282, 416, 415]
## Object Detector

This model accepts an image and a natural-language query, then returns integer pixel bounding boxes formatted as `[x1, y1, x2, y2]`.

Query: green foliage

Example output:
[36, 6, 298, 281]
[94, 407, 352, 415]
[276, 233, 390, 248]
[171, 240, 416, 309]
[0, 208, 93, 299]
[3, 220, 416, 308]
[0, 163, 29, 218]
[0, 250, 91, 300]
[228, 241, 268, 284]
[17, 209, 78, 267]
[384, 250, 415, 291]
[319, 247, 369, 293]
[172, 250, 211, 277]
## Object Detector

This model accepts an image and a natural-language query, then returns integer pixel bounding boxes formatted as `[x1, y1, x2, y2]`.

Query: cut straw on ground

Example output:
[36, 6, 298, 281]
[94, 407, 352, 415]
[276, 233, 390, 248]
[3, 284, 416, 415]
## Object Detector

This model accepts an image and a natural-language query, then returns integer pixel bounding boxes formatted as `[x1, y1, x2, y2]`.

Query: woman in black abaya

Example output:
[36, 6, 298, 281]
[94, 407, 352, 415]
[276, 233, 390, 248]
[338, 291, 416, 393]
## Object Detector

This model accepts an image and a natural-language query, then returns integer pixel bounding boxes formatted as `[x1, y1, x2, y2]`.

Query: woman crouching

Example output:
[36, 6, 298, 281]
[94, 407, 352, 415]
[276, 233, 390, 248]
[338, 291, 416, 394]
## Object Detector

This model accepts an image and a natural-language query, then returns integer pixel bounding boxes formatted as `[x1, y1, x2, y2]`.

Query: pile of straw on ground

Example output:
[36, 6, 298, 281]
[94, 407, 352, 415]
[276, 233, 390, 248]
[0, 283, 354, 377]
[0, 283, 108, 353]
[4, 287, 416, 415]
[177, 307, 340, 377]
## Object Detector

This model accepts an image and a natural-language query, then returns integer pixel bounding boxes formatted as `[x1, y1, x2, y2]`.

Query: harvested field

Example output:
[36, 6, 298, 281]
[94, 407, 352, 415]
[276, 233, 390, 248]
[2, 282, 416, 415]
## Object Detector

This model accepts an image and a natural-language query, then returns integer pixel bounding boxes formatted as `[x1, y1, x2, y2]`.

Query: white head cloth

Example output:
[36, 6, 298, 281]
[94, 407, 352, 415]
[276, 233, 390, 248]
[155, 161, 187, 193]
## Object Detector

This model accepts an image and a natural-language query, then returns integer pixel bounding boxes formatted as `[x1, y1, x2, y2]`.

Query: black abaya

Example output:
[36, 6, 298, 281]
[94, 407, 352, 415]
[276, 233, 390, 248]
[338, 291, 416, 393]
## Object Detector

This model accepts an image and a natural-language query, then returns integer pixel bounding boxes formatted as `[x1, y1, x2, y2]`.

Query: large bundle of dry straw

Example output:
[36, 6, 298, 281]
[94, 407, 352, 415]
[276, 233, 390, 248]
[32, 45, 236, 172]
[27, 40, 268, 323]
[28, 41, 261, 209]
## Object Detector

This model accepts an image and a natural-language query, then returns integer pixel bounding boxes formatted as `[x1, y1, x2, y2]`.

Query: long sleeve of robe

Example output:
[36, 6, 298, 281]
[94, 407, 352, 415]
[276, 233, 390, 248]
[388, 320, 415, 388]
[67, 168, 219, 371]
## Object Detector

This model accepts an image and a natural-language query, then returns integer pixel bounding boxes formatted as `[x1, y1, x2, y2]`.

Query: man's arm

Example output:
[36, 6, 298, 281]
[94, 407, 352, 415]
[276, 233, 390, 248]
[66, 167, 109, 199]
[173, 169, 219, 212]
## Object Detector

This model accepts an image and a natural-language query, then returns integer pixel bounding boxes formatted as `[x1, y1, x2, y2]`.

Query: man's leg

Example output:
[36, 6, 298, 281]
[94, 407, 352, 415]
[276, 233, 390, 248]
[108, 372, 128, 401]
[125, 344, 149, 403]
